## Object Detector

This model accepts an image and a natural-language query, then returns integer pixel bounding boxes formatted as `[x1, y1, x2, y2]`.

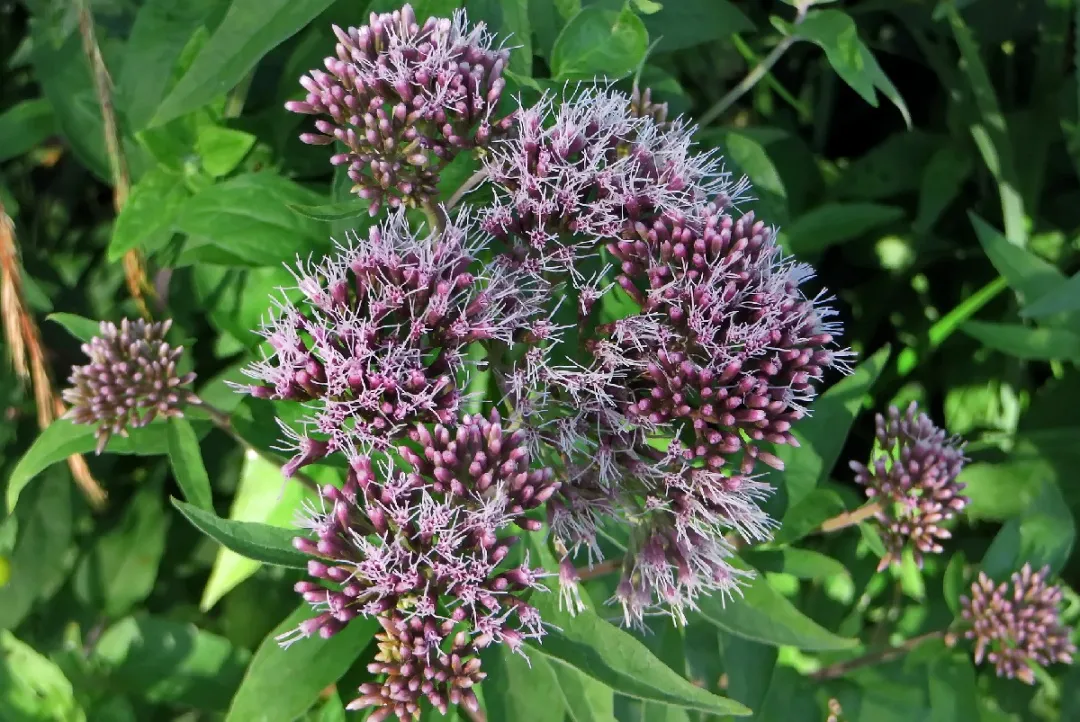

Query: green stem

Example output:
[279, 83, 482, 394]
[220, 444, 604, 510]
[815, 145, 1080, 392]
[810, 630, 947, 680]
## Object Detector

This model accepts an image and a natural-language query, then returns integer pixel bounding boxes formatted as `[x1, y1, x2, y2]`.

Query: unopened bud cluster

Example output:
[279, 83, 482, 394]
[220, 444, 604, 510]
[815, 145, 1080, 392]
[63, 319, 197, 453]
[287, 3, 511, 215]
[851, 402, 967, 569]
[960, 565, 1075, 684]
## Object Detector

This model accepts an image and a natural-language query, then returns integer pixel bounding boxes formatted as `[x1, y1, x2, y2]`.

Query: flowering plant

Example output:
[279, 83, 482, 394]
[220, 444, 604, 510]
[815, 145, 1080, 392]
[3, 1, 1078, 721]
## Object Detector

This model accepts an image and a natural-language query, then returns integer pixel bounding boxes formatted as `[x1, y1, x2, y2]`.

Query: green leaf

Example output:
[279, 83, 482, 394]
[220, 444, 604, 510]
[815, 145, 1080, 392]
[483, 646, 568, 722]
[942, 551, 966, 617]
[152, 0, 338, 127]
[695, 559, 858, 651]
[172, 497, 307, 572]
[774, 488, 846, 545]
[927, 653, 979, 722]
[774, 345, 890, 505]
[7, 419, 182, 515]
[176, 172, 331, 266]
[92, 615, 250, 711]
[0, 631, 84, 722]
[641, 0, 751, 52]
[166, 418, 214, 511]
[198, 451, 311, 610]
[792, 10, 910, 127]
[119, 0, 219, 130]
[225, 605, 376, 722]
[46, 312, 100, 343]
[287, 198, 372, 222]
[718, 633, 776, 713]
[980, 477, 1074, 578]
[960, 321, 1080, 361]
[830, 131, 940, 202]
[0, 471, 73, 631]
[741, 548, 849, 582]
[0, 98, 56, 163]
[723, 131, 788, 222]
[73, 481, 169, 617]
[958, 460, 1046, 521]
[783, 202, 904, 255]
[551, 7, 648, 81]
[969, 213, 1064, 306]
[527, 591, 749, 716]
[914, 142, 974, 233]
[197, 125, 258, 177]
[548, 661, 618, 722]
[108, 168, 190, 261]
[1021, 270, 1080, 320]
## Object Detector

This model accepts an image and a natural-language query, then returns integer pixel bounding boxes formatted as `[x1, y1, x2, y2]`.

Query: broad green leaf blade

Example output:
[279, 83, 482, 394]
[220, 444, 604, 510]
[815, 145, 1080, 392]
[914, 142, 973, 233]
[775, 345, 890, 505]
[551, 7, 648, 81]
[641, 0, 751, 52]
[92, 616, 250, 711]
[108, 169, 190, 261]
[166, 418, 214, 511]
[928, 653, 979, 722]
[1021, 270, 1080, 319]
[548, 659, 618, 722]
[7, 419, 183, 515]
[198, 451, 311, 610]
[958, 459, 1046, 521]
[782, 203, 903, 255]
[196, 126, 258, 177]
[980, 476, 1075, 578]
[793, 10, 910, 127]
[483, 646, 568, 722]
[73, 481, 169, 617]
[0, 630, 84, 721]
[152, 0, 338, 127]
[741, 549, 848, 582]
[171, 497, 308, 572]
[225, 605, 376, 722]
[0, 471, 73, 631]
[119, 0, 218, 129]
[718, 633, 776, 714]
[969, 213, 1064, 306]
[694, 560, 857, 651]
[0, 98, 56, 163]
[960, 321, 1080, 361]
[527, 590, 750, 716]
[287, 198, 372, 221]
[46, 312, 100, 343]
[176, 172, 331, 266]
[466, 0, 532, 76]
[774, 488, 846, 545]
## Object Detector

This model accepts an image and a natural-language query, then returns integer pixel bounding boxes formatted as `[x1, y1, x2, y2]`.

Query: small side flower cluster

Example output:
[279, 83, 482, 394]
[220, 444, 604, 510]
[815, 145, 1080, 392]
[850, 402, 967, 570]
[287, 3, 512, 215]
[284, 411, 556, 720]
[240, 211, 537, 476]
[63, 318, 198, 453]
[959, 565, 1075, 684]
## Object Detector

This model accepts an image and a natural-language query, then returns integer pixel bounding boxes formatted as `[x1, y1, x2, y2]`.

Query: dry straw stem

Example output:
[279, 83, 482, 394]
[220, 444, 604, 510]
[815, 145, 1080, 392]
[810, 629, 946, 680]
[819, 501, 883, 533]
[76, 0, 153, 318]
[0, 205, 107, 509]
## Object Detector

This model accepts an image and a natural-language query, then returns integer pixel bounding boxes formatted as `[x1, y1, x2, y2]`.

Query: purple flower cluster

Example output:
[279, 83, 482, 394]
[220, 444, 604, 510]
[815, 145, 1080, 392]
[283, 411, 554, 719]
[480, 87, 741, 281]
[240, 210, 537, 476]
[63, 318, 197, 453]
[960, 565, 1075, 684]
[286, 3, 511, 215]
[851, 402, 967, 570]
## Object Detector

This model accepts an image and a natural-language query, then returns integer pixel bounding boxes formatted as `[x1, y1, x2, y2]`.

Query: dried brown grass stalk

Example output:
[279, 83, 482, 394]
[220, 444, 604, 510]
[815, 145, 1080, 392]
[1, 205, 107, 508]
[76, 0, 153, 318]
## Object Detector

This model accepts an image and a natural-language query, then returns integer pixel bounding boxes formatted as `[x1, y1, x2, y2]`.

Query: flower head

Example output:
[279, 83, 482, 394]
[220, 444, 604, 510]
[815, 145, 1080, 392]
[63, 318, 197, 453]
[241, 210, 538, 475]
[481, 87, 743, 284]
[851, 402, 967, 569]
[287, 4, 512, 214]
[960, 565, 1075, 684]
[283, 412, 554, 718]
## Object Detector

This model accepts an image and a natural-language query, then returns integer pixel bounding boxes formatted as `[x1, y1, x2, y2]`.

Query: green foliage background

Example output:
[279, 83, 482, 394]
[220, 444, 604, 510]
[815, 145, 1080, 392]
[1, 0, 1080, 720]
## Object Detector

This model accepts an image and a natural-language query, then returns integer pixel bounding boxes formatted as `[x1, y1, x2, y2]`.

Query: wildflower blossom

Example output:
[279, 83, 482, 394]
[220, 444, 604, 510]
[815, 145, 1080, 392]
[283, 411, 554, 719]
[480, 87, 744, 284]
[286, 4, 512, 215]
[240, 210, 538, 475]
[960, 565, 1075, 684]
[63, 318, 197, 453]
[850, 402, 967, 570]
